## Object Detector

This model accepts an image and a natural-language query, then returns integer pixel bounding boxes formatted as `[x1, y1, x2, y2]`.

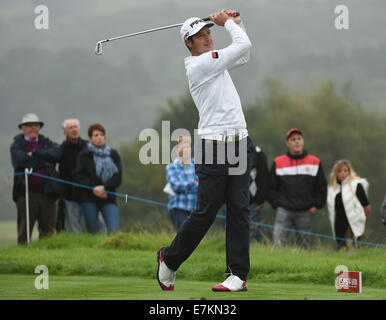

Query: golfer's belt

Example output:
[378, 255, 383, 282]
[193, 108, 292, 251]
[201, 131, 248, 142]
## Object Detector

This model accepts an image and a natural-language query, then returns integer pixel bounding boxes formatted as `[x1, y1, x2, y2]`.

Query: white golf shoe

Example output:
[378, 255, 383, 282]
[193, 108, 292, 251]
[212, 275, 247, 292]
[156, 247, 176, 291]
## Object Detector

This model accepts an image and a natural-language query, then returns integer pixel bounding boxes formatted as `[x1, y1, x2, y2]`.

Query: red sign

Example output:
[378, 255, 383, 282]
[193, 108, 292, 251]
[337, 271, 362, 293]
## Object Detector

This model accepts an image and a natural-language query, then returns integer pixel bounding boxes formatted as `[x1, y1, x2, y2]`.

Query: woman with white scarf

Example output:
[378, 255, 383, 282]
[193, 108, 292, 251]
[327, 159, 371, 249]
[76, 123, 122, 234]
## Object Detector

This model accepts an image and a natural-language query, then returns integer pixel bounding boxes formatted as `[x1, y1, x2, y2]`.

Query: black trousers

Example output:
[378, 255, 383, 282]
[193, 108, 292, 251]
[16, 192, 57, 245]
[163, 137, 254, 281]
[334, 207, 361, 249]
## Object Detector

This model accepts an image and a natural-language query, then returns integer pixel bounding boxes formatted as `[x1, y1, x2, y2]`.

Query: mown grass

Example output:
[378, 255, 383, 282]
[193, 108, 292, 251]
[0, 232, 385, 289]
[1, 274, 385, 300]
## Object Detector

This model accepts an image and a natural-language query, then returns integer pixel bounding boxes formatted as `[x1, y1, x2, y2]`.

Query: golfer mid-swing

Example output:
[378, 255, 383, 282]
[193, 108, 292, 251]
[157, 9, 254, 292]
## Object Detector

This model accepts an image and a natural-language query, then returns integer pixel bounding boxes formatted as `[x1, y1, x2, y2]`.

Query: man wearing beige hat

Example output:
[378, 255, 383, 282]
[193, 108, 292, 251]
[10, 113, 62, 245]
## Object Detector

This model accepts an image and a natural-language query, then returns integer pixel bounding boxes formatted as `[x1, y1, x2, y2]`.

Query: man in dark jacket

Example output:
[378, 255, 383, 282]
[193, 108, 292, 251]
[75, 123, 122, 234]
[10, 113, 62, 245]
[267, 128, 327, 248]
[59, 119, 88, 233]
[249, 145, 270, 242]
[381, 193, 386, 226]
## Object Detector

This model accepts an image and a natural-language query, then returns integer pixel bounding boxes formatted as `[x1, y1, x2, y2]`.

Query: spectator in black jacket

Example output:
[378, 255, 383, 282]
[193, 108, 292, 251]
[248, 145, 269, 242]
[381, 193, 386, 226]
[221, 145, 270, 242]
[59, 119, 88, 233]
[10, 113, 62, 245]
[75, 123, 122, 234]
[267, 128, 327, 248]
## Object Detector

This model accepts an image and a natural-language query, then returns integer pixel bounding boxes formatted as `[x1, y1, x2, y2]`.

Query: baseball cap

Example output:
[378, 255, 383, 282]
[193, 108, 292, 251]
[286, 128, 302, 140]
[180, 17, 214, 41]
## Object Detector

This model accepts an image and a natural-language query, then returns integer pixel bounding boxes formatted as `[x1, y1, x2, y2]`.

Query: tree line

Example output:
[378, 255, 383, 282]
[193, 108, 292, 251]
[116, 79, 386, 244]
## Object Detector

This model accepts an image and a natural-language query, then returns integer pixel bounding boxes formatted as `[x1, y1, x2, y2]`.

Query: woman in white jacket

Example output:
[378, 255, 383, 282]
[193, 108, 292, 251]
[327, 159, 371, 249]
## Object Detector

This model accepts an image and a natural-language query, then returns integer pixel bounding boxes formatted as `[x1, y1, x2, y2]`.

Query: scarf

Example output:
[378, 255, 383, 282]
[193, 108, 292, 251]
[87, 142, 118, 183]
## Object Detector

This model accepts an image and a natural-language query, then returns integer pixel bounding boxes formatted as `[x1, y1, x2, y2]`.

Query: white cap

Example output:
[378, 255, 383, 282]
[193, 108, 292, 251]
[180, 17, 214, 41]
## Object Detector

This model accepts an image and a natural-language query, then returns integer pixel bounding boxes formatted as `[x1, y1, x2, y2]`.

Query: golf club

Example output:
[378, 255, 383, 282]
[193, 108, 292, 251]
[94, 12, 240, 55]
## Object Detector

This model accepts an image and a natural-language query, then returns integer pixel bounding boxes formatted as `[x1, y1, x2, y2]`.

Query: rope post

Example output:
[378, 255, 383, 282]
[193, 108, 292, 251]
[24, 168, 32, 245]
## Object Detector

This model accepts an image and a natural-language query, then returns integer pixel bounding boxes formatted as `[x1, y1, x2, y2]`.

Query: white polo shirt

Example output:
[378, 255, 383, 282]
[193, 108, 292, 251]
[184, 19, 252, 136]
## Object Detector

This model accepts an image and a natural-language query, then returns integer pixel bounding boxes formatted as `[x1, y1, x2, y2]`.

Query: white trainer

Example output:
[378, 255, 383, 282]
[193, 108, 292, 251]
[156, 247, 176, 291]
[212, 275, 247, 292]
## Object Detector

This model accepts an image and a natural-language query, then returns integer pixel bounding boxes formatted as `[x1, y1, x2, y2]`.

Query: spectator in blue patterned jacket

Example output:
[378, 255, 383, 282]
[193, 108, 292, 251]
[166, 136, 198, 231]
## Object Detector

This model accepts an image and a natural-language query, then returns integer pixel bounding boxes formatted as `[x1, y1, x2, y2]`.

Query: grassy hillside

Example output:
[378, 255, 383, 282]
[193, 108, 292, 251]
[0, 232, 385, 289]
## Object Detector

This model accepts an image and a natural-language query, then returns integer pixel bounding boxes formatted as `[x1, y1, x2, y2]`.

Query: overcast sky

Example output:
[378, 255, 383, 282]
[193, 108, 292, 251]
[0, 0, 385, 219]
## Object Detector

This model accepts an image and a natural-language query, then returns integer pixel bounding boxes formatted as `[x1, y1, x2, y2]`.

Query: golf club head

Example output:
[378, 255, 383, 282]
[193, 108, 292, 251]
[95, 41, 103, 55]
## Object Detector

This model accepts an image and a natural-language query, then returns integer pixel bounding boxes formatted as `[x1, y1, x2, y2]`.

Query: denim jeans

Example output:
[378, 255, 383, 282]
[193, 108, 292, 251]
[273, 207, 313, 249]
[63, 200, 83, 234]
[80, 202, 119, 234]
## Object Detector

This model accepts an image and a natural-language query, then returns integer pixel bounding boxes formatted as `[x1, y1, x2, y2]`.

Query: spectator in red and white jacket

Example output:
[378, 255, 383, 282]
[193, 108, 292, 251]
[267, 128, 327, 248]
